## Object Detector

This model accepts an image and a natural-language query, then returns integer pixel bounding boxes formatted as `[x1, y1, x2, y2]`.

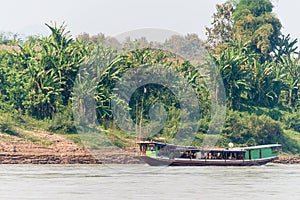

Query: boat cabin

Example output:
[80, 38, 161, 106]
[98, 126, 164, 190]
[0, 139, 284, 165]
[243, 144, 281, 160]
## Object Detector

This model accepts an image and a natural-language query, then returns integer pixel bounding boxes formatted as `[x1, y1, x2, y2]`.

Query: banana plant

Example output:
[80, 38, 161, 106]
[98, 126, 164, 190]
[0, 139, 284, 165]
[248, 59, 282, 107]
[213, 39, 252, 110]
[280, 53, 300, 108]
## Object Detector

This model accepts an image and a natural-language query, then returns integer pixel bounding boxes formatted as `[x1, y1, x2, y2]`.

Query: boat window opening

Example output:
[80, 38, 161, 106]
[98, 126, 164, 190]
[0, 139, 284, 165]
[226, 152, 234, 160]
[230, 153, 236, 160]
[139, 144, 148, 155]
[237, 152, 245, 160]
[158, 148, 166, 157]
[222, 151, 245, 160]
[148, 144, 155, 151]
[140, 144, 146, 152]
[223, 152, 228, 160]
[271, 147, 279, 154]
[201, 152, 207, 159]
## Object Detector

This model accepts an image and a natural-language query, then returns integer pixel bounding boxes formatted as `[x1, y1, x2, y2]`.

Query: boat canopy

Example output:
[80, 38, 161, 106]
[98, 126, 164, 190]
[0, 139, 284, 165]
[243, 144, 282, 150]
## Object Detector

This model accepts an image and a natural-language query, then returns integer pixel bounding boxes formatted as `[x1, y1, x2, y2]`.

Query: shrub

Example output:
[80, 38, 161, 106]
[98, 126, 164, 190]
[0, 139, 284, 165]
[222, 110, 284, 146]
[47, 107, 77, 134]
[282, 111, 300, 132]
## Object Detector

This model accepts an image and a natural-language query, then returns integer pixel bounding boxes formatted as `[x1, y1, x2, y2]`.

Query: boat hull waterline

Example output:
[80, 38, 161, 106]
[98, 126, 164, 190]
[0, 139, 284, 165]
[139, 155, 278, 166]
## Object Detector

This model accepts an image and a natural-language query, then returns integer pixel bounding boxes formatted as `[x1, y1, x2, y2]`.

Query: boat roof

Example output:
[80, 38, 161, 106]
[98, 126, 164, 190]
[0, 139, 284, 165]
[243, 144, 282, 150]
[137, 141, 195, 148]
[137, 141, 281, 151]
[197, 149, 246, 153]
[136, 141, 164, 145]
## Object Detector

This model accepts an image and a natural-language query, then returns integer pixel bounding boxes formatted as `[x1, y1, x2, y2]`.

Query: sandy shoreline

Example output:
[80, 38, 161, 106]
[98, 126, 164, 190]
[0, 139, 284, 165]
[0, 152, 145, 164]
[0, 130, 299, 164]
[0, 130, 144, 164]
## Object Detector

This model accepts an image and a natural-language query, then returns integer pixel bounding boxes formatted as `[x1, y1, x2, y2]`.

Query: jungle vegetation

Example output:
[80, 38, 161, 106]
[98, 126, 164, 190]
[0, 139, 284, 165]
[0, 0, 300, 154]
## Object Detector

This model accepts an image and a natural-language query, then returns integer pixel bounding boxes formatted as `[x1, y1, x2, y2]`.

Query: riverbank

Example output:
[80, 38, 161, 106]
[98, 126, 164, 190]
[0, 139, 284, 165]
[273, 155, 300, 164]
[1, 152, 299, 164]
[0, 152, 143, 164]
[0, 130, 143, 164]
[0, 130, 299, 164]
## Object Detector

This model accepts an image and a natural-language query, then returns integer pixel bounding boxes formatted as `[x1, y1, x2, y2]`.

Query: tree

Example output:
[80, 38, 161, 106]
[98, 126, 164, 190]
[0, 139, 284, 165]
[205, 1, 234, 55]
[206, 0, 288, 110]
[0, 32, 22, 45]
[233, 0, 282, 58]
[163, 34, 206, 63]
[77, 32, 121, 49]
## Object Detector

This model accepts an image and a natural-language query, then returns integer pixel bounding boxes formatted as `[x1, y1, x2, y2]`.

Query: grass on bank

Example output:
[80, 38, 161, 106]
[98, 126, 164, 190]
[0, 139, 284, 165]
[0, 110, 132, 149]
[0, 112, 53, 146]
[0, 107, 300, 155]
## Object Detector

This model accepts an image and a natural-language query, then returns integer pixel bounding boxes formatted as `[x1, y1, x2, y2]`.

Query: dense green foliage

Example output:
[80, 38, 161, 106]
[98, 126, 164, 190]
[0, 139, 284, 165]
[233, 0, 281, 57]
[207, 0, 300, 111]
[0, 0, 300, 154]
[0, 24, 88, 119]
[204, 0, 300, 153]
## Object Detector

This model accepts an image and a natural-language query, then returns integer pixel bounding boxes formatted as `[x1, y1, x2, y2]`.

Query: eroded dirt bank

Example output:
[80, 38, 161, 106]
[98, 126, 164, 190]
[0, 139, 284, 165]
[0, 130, 143, 164]
[0, 130, 299, 164]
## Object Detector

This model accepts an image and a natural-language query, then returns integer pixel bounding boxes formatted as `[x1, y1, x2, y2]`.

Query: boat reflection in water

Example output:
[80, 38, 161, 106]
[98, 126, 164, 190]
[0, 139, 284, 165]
[137, 141, 281, 166]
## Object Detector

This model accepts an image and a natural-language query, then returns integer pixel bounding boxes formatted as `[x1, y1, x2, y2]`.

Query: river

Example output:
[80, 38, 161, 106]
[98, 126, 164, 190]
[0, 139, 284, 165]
[0, 164, 299, 200]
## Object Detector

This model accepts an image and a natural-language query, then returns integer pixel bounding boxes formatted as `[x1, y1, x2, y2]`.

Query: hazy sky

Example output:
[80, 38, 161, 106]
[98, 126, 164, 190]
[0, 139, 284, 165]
[0, 0, 299, 41]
